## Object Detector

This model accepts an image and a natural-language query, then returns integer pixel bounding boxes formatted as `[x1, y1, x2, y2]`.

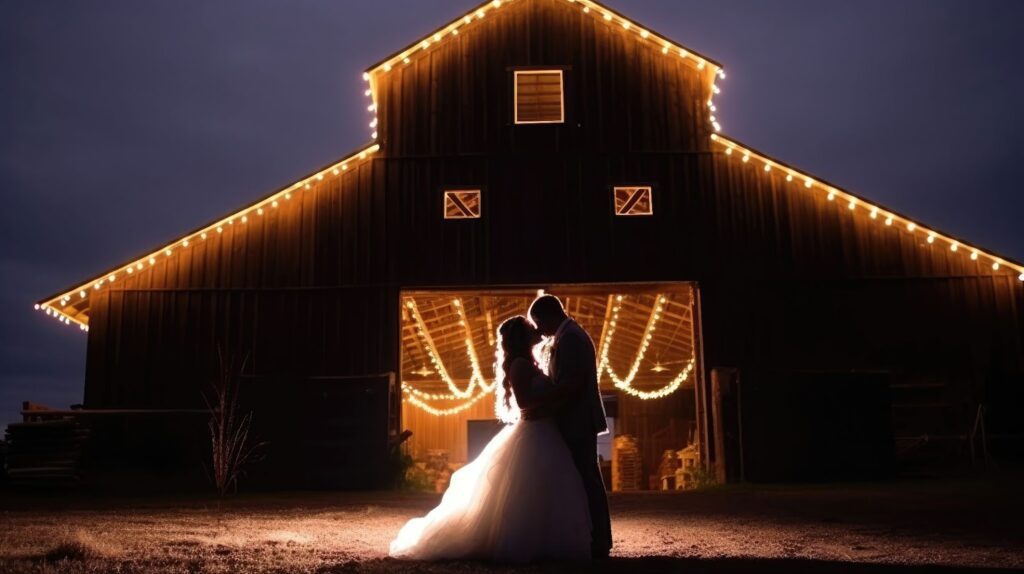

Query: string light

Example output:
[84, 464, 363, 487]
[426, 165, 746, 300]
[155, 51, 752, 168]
[713, 135, 1024, 281]
[402, 384, 491, 416]
[35, 143, 380, 331]
[365, 0, 721, 92]
[597, 294, 695, 400]
[404, 299, 479, 399]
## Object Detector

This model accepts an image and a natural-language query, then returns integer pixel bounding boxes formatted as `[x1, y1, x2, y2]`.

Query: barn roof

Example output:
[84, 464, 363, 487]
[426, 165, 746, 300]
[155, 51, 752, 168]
[33, 0, 1024, 332]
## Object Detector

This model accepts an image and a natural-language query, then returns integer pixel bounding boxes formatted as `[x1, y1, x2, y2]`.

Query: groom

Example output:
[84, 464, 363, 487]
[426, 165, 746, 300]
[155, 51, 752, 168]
[525, 294, 613, 559]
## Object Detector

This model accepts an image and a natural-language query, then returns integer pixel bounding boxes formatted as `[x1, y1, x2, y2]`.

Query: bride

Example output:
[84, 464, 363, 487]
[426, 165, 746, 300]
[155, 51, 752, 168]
[389, 316, 592, 562]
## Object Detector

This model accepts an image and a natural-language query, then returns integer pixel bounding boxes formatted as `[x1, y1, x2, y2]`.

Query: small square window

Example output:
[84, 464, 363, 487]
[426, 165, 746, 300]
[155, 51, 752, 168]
[614, 187, 654, 216]
[444, 190, 482, 219]
[514, 70, 564, 124]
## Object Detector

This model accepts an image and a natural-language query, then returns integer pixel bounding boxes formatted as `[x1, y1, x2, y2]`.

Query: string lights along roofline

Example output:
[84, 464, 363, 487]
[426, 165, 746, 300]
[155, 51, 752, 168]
[711, 133, 1024, 280]
[33, 1, 1024, 334]
[362, 0, 722, 78]
[358, 0, 726, 146]
[33, 143, 380, 331]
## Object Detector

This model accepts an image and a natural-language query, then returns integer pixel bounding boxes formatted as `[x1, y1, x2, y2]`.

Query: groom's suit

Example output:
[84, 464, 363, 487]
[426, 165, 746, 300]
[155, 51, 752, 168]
[548, 318, 613, 557]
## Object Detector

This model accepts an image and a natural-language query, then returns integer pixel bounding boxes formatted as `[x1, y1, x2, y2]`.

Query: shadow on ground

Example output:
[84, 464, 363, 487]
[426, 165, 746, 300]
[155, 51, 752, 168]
[334, 557, 1024, 574]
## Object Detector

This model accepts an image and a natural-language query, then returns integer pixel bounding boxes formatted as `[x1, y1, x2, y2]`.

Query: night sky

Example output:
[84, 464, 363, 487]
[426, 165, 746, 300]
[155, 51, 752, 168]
[2, 0, 1023, 431]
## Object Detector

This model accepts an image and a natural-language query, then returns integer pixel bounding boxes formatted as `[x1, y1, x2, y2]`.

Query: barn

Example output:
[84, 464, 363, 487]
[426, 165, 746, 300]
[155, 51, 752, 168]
[30, 0, 1024, 489]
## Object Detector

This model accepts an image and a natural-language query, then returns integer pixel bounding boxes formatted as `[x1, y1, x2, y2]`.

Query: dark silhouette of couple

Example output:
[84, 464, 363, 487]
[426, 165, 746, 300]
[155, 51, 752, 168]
[390, 295, 613, 562]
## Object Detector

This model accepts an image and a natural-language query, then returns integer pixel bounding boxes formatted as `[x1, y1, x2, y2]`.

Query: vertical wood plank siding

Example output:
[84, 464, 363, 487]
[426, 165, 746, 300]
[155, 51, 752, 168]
[83, 0, 1023, 482]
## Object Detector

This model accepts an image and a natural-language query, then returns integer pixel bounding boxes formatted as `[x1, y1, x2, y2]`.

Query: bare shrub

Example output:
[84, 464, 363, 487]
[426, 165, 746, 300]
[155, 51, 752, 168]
[204, 349, 261, 496]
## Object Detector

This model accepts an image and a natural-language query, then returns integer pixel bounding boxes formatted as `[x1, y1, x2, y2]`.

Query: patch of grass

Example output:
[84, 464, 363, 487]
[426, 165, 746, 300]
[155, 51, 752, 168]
[40, 530, 121, 563]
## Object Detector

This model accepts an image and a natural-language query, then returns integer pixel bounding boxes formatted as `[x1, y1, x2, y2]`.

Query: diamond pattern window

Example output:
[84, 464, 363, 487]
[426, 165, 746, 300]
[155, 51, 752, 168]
[444, 190, 482, 219]
[614, 187, 654, 216]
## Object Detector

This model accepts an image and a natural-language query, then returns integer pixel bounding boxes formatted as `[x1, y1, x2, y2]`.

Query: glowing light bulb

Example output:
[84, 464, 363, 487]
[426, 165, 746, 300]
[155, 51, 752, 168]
[741, 154, 749, 163]
[640, 30, 650, 39]
[804, 179, 813, 188]
[1018, 273, 1024, 281]
[950, 243, 958, 252]
[907, 223, 916, 232]
[127, 267, 133, 274]
[604, 12, 612, 21]
[848, 200, 856, 210]
[786, 174, 794, 182]
[149, 257, 156, 265]
[993, 261, 1001, 270]
[885, 217, 894, 226]
[971, 251, 979, 260]
[927, 234, 935, 244]
[870, 208, 878, 219]
[764, 163, 771, 172]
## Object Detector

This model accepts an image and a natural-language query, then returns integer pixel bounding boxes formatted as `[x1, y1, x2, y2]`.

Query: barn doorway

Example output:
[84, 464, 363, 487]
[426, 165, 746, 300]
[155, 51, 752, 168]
[398, 283, 704, 492]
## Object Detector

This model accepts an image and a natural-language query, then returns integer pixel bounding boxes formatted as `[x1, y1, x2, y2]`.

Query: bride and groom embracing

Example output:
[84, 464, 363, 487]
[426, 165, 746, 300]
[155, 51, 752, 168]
[390, 295, 614, 562]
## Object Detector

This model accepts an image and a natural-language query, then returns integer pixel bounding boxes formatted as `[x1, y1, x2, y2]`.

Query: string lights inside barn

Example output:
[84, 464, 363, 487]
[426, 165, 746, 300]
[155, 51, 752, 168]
[402, 294, 696, 417]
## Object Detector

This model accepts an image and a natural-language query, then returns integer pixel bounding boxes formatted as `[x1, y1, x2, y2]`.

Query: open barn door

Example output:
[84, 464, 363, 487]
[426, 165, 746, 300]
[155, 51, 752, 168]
[397, 283, 705, 492]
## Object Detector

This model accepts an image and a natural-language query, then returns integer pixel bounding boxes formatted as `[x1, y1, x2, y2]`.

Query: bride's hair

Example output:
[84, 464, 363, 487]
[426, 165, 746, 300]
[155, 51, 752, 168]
[494, 316, 533, 424]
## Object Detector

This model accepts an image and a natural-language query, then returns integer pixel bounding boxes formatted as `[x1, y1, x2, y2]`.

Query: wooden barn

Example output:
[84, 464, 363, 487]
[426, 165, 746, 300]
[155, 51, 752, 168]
[30, 0, 1024, 489]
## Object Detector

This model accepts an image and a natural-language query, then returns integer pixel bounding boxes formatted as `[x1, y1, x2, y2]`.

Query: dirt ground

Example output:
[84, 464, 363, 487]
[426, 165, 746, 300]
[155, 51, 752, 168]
[0, 475, 1022, 573]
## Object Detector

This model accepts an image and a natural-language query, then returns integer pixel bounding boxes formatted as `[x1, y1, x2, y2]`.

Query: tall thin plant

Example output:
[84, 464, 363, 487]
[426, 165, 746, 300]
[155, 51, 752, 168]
[204, 349, 259, 496]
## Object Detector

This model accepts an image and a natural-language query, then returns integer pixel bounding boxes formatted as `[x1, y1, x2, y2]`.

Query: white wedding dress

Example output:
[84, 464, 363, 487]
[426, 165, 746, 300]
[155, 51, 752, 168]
[389, 368, 592, 562]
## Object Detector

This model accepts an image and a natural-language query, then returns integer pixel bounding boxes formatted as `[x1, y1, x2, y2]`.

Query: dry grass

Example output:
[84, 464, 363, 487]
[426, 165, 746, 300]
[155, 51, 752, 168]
[0, 479, 1022, 573]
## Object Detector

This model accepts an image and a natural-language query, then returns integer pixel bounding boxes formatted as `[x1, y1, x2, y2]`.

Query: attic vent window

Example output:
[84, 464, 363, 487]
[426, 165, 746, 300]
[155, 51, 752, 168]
[514, 70, 564, 124]
[614, 187, 654, 216]
[444, 190, 482, 219]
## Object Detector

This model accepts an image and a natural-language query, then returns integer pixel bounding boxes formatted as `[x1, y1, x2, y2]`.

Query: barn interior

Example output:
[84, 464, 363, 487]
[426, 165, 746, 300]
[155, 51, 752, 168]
[399, 284, 703, 492]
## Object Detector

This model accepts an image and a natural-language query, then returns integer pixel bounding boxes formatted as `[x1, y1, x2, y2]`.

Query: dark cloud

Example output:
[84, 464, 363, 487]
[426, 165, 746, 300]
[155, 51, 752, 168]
[2, 0, 1023, 430]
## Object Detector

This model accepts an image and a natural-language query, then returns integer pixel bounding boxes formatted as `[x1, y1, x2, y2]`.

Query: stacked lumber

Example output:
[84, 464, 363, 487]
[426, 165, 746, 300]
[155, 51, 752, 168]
[4, 419, 88, 484]
[656, 449, 681, 490]
[611, 435, 641, 492]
